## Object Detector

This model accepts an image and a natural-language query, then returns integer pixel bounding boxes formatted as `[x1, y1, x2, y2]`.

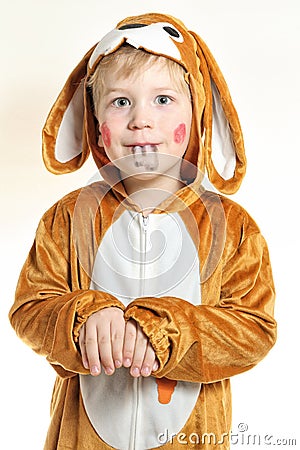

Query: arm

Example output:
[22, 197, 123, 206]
[124, 231, 276, 383]
[9, 210, 124, 379]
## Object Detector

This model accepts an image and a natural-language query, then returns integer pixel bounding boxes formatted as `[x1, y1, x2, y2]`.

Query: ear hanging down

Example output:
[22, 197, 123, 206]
[42, 13, 246, 194]
[190, 31, 246, 194]
[42, 45, 96, 174]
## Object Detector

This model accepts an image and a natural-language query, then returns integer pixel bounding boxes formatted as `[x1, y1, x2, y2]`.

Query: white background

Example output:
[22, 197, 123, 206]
[1, 0, 299, 448]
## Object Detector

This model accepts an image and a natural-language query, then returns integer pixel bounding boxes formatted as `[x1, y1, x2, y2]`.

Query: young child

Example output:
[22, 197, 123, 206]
[9, 12, 276, 450]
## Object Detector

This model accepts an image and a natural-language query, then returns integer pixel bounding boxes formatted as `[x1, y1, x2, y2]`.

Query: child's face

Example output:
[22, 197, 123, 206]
[95, 60, 192, 183]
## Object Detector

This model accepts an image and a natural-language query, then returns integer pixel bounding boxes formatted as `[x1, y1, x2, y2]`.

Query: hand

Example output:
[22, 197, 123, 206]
[79, 307, 125, 376]
[78, 307, 158, 377]
[123, 319, 159, 378]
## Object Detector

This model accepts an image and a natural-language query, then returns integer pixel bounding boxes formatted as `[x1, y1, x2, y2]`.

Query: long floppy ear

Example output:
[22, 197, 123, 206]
[42, 45, 97, 174]
[189, 31, 247, 194]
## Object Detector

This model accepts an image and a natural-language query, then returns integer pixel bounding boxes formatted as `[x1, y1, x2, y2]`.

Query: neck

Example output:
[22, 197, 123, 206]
[121, 172, 185, 216]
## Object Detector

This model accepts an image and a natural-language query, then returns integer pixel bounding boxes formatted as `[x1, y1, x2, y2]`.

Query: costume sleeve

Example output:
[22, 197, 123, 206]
[9, 206, 124, 379]
[124, 230, 276, 383]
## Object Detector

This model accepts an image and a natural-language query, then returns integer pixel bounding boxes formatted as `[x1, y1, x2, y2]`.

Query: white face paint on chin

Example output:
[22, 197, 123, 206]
[132, 145, 159, 171]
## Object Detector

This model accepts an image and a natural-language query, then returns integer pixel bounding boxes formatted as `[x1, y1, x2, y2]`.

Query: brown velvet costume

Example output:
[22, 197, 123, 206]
[9, 13, 276, 450]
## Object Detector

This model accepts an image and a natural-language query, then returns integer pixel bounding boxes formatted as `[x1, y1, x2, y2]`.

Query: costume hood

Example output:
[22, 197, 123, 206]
[42, 12, 246, 194]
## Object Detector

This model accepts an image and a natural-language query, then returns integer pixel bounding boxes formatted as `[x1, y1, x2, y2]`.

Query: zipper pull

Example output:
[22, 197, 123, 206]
[142, 214, 149, 233]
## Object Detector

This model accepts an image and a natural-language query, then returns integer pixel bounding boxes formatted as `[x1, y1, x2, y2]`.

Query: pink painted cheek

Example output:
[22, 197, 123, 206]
[174, 123, 186, 144]
[100, 123, 111, 148]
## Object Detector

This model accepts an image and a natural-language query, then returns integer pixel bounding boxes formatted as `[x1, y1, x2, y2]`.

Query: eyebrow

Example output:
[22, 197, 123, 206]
[102, 87, 180, 97]
[102, 88, 129, 97]
[153, 87, 179, 93]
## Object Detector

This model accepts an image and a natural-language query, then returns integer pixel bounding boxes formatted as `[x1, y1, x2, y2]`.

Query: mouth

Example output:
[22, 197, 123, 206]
[130, 144, 159, 171]
[131, 144, 158, 154]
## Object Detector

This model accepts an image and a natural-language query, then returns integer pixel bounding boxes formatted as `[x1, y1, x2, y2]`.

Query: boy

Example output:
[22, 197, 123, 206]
[9, 13, 276, 450]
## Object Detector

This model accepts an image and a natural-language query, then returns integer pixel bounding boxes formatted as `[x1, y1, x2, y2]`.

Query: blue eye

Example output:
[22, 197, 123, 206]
[113, 97, 130, 107]
[155, 95, 172, 105]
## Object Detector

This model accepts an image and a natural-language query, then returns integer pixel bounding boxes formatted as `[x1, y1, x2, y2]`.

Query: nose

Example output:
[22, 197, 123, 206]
[128, 105, 154, 130]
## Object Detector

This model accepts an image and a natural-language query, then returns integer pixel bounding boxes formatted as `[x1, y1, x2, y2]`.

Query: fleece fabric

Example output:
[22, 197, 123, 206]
[10, 178, 276, 449]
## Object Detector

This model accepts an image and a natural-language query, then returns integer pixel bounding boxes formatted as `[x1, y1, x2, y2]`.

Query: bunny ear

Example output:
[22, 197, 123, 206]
[42, 46, 96, 174]
[189, 31, 246, 194]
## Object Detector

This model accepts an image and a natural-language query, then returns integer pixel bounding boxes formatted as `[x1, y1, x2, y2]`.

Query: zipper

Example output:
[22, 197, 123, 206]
[140, 214, 149, 297]
[130, 213, 149, 450]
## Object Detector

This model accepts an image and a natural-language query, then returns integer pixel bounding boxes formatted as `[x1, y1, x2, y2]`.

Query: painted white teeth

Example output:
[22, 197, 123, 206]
[132, 145, 158, 154]
[131, 145, 158, 170]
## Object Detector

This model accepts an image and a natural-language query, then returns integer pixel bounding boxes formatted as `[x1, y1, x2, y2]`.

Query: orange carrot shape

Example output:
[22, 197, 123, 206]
[156, 378, 177, 404]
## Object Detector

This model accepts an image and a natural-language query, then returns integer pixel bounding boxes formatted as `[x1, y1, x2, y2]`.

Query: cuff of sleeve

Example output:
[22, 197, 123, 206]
[124, 305, 170, 370]
[73, 291, 125, 343]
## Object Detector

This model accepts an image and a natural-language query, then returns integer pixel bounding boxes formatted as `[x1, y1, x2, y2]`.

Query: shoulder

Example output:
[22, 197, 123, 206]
[39, 181, 112, 231]
[201, 190, 260, 236]
[221, 194, 260, 237]
[207, 193, 270, 268]
[197, 191, 263, 261]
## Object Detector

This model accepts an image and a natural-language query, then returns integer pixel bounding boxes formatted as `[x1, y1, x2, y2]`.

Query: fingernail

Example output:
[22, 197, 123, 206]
[142, 366, 150, 377]
[153, 361, 159, 371]
[123, 358, 131, 368]
[114, 360, 122, 368]
[131, 367, 140, 377]
[83, 359, 89, 369]
[91, 365, 100, 376]
[104, 367, 114, 376]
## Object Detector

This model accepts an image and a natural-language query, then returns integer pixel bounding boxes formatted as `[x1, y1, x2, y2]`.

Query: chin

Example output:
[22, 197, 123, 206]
[126, 170, 160, 181]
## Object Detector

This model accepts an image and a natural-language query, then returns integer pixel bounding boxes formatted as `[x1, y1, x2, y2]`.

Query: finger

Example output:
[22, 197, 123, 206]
[141, 342, 156, 377]
[110, 317, 125, 369]
[130, 325, 148, 378]
[97, 321, 115, 375]
[123, 320, 137, 368]
[152, 359, 159, 372]
[78, 324, 89, 369]
[84, 322, 101, 376]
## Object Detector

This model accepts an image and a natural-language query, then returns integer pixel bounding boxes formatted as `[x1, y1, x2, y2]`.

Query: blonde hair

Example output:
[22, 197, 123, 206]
[88, 44, 191, 115]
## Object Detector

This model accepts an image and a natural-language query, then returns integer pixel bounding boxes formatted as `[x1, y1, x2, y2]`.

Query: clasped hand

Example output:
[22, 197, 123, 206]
[79, 307, 158, 377]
